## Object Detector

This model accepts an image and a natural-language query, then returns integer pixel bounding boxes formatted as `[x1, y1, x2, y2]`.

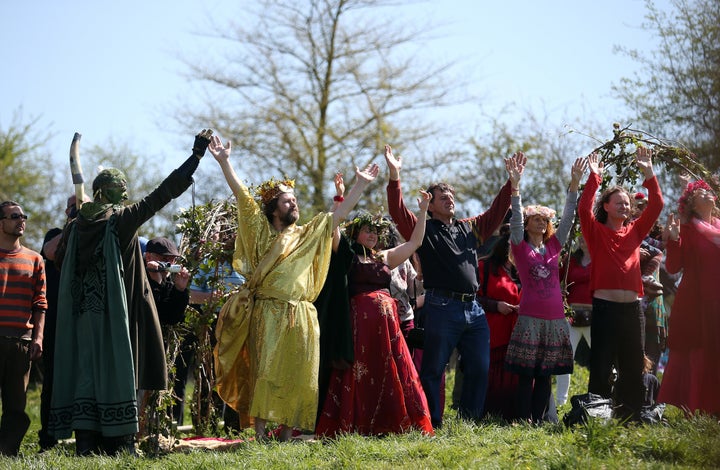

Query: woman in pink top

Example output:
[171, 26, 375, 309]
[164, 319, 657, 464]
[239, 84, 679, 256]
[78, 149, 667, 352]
[505, 157, 586, 423]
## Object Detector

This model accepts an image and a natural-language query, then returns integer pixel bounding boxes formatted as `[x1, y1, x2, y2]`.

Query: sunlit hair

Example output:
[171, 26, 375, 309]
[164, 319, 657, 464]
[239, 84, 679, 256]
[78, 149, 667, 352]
[426, 182, 455, 217]
[0, 200, 20, 218]
[523, 205, 556, 220]
[677, 179, 719, 222]
[593, 185, 629, 225]
[523, 212, 555, 243]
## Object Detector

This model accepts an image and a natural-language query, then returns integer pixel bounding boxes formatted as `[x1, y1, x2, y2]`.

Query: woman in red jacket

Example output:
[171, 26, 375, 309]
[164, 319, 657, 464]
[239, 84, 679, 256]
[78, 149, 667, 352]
[477, 229, 521, 420]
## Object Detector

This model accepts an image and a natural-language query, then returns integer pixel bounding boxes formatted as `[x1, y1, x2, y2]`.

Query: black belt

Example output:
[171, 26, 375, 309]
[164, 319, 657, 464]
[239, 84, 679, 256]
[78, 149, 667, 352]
[0, 336, 31, 343]
[427, 288, 476, 303]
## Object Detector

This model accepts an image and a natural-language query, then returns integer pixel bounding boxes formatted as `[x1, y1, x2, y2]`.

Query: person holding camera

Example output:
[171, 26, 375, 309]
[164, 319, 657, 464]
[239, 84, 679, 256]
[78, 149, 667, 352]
[144, 237, 190, 326]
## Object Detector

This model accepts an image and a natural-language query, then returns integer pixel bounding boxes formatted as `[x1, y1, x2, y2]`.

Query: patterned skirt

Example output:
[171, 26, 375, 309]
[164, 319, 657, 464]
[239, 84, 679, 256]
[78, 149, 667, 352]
[316, 290, 433, 437]
[505, 315, 573, 376]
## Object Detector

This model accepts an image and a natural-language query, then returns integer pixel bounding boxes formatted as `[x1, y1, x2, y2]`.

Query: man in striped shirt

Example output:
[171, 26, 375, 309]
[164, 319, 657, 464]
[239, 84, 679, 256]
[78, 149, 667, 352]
[0, 201, 47, 456]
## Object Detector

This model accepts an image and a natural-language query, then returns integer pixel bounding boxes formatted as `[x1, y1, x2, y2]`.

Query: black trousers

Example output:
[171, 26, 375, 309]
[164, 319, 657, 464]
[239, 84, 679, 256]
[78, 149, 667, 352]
[588, 298, 645, 420]
[38, 320, 57, 450]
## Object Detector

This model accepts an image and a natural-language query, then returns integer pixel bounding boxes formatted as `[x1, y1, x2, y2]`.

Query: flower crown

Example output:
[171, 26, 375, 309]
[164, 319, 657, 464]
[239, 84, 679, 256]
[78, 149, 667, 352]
[343, 211, 394, 243]
[255, 177, 295, 205]
[523, 204, 556, 220]
[678, 179, 714, 216]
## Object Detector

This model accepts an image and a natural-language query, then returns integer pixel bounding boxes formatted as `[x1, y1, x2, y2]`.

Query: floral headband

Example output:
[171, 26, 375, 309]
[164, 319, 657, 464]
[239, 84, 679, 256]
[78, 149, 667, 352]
[523, 205, 556, 220]
[678, 179, 715, 216]
[255, 177, 295, 205]
[343, 211, 393, 243]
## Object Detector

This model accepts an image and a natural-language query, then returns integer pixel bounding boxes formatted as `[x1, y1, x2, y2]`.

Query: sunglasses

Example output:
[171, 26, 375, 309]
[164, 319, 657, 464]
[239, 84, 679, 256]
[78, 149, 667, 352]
[1, 213, 28, 220]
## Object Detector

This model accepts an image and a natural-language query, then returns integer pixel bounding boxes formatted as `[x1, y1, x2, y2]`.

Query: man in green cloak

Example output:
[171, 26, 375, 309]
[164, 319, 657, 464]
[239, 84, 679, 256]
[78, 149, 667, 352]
[50, 130, 212, 456]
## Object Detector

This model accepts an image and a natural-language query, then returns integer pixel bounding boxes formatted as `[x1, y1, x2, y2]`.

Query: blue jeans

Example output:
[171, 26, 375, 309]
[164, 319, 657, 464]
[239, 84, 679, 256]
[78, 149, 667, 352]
[420, 292, 490, 426]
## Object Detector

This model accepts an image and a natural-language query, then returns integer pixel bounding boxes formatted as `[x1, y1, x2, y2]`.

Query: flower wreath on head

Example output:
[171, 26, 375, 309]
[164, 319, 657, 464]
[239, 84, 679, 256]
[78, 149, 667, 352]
[254, 177, 296, 205]
[523, 204, 556, 221]
[343, 210, 394, 246]
[678, 179, 715, 217]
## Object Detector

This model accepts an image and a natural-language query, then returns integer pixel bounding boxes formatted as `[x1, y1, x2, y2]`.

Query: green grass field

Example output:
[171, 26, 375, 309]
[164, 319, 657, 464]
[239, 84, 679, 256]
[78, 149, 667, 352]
[3, 366, 720, 469]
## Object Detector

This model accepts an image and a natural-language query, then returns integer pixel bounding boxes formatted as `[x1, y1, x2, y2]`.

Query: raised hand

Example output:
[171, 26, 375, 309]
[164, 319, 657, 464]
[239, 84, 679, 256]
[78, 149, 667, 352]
[636, 146, 655, 179]
[570, 157, 588, 190]
[334, 171, 345, 197]
[587, 152, 603, 175]
[356, 162, 380, 184]
[384, 144, 402, 181]
[208, 134, 232, 162]
[663, 213, 680, 242]
[417, 189, 431, 212]
[505, 151, 526, 188]
[192, 129, 214, 158]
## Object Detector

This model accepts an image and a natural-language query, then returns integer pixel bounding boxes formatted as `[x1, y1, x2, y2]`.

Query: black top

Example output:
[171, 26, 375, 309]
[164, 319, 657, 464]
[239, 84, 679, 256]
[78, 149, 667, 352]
[418, 218, 482, 295]
[148, 275, 189, 326]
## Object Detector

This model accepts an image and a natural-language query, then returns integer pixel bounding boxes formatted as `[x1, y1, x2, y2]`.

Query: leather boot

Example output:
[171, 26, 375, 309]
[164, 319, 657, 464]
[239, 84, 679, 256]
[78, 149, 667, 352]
[101, 434, 137, 456]
[74, 429, 101, 456]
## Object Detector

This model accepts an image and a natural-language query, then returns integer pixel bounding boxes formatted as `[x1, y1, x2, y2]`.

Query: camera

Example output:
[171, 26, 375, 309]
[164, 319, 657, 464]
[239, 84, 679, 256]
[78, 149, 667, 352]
[157, 262, 182, 273]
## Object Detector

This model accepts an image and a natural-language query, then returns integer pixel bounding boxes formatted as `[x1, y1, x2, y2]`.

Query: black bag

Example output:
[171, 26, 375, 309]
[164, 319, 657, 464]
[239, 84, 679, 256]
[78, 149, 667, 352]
[563, 393, 613, 427]
[570, 307, 592, 327]
[640, 403, 666, 424]
[405, 295, 425, 349]
[405, 327, 425, 349]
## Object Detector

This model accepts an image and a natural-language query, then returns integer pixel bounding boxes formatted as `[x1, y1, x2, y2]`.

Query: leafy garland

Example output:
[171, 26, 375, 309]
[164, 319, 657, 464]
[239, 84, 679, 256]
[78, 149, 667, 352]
[560, 123, 715, 317]
[571, 123, 718, 193]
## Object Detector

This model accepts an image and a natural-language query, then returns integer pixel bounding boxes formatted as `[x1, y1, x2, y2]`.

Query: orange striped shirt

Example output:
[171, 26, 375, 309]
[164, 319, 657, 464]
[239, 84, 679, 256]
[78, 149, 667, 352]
[0, 246, 47, 337]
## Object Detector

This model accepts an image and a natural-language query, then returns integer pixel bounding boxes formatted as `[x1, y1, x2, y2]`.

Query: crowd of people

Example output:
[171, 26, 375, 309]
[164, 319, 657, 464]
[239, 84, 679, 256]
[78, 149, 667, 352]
[1, 130, 718, 457]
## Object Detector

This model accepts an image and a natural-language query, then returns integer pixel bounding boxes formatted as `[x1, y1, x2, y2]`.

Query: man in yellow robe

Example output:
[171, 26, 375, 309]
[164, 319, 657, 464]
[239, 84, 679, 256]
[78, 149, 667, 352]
[209, 135, 378, 440]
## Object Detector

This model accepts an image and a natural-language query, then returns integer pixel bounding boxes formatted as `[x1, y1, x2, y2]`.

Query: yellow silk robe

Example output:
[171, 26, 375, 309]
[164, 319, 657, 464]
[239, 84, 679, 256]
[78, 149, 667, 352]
[214, 184, 333, 431]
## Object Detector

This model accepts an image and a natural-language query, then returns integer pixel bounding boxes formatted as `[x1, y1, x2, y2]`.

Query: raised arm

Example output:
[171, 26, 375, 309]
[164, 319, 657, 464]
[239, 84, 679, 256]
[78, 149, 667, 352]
[385, 191, 430, 270]
[471, 151, 526, 241]
[556, 157, 587, 245]
[331, 172, 345, 251]
[507, 152, 526, 246]
[636, 146, 655, 181]
[332, 163, 379, 229]
[385, 144, 416, 240]
[208, 135, 243, 197]
[578, 152, 601, 242]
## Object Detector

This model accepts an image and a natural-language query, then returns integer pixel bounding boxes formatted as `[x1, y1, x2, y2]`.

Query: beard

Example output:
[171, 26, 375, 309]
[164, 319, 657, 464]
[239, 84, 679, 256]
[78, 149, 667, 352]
[279, 208, 299, 226]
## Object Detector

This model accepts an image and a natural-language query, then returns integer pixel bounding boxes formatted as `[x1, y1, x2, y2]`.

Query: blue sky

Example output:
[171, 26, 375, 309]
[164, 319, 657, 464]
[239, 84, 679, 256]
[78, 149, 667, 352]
[1, 0, 666, 179]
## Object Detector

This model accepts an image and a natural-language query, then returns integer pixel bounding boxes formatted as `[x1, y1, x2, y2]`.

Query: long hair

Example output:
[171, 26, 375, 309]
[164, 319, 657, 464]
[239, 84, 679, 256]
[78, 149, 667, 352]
[523, 215, 555, 243]
[481, 233, 517, 278]
[593, 185, 628, 225]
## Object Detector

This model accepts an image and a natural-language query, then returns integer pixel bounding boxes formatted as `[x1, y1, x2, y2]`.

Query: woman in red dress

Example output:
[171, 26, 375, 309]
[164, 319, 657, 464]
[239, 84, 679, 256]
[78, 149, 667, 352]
[477, 230, 521, 420]
[316, 192, 434, 437]
[659, 180, 720, 416]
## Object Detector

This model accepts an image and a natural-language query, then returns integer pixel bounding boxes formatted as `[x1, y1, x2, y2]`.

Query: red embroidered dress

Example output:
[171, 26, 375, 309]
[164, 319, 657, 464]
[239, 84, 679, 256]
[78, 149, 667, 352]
[316, 255, 433, 436]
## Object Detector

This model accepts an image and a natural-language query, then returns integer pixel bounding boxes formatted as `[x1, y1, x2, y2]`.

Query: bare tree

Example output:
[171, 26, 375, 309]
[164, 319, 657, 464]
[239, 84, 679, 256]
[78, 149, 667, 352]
[455, 110, 603, 218]
[0, 109, 62, 251]
[178, 0, 460, 215]
[613, 0, 720, 172]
